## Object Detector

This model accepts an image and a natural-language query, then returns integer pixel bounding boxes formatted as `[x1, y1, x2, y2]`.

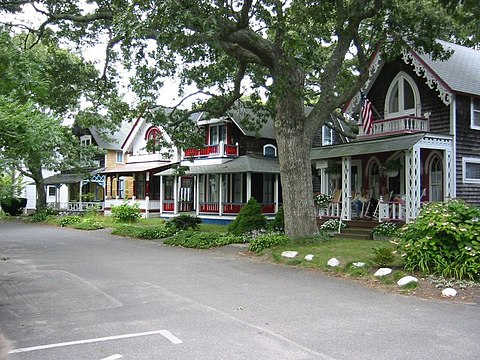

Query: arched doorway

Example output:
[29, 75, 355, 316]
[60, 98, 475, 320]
[430, 156, 443, 202]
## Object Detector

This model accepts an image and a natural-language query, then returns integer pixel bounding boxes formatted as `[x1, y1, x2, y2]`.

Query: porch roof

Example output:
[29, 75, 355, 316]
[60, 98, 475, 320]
[43, 168, 104, 185]
[101, 161, 171, 175]
[155, 155, 280, 176]
[310, 133, 426, 160]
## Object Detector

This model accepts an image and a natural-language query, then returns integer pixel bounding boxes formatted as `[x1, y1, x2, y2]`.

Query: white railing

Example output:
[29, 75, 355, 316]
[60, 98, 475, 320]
[359, 116, 428, 136]
[50, 202, 105, 211]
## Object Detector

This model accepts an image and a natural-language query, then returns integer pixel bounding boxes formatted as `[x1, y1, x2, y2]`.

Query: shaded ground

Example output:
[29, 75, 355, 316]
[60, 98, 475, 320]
[209, 244, 480, 305]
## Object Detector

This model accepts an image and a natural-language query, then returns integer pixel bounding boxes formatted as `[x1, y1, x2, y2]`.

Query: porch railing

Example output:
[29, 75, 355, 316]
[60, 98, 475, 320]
[198, 202, 276, 214]
[184, 141, 239, 159]
[50, 201, 105, 212]
[359, 115, 429, 137]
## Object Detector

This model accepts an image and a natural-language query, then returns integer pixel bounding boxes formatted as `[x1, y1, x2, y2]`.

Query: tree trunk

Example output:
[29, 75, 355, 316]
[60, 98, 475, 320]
[273, 63, 318, 238]
[30, 166, 47, 211]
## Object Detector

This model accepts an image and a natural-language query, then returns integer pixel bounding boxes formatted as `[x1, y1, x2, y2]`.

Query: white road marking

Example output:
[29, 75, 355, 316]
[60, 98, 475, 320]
[101, 355, 123, 360]
[8, 330, 182, 354]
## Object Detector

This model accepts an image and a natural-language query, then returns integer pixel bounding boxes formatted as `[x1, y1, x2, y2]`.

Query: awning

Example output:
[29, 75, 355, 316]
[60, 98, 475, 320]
[101, 161, 172, 175]
[155, 156, 280, 176]
[310, 133, 427, 160]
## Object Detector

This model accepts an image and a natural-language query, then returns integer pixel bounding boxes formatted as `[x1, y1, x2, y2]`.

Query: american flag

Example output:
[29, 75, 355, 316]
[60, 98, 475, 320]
[361, 93, 373, 135]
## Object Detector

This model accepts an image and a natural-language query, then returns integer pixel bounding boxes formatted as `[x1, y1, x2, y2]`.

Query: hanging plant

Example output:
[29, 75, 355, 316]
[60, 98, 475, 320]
[382, 159, 402, 177]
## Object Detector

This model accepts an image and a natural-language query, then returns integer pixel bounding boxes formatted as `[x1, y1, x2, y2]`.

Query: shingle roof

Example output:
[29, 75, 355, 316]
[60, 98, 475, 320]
[89, 122, 133, 151]
[416, 40, 480, 96]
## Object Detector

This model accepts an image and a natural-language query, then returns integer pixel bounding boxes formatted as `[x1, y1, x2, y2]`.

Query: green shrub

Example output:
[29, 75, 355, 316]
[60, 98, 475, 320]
[166, 214, 202, 230]
[372, 222, 399, 236]
[112, 225, 175, 239]
[228, 197, 267, 235]
[111, 202, 141, 223]
[58, 215, 82, 227]
[164, 231, 241, 249]
[0, 197, 27, 215]
[248, 232, 290, 253]
[372, 246, 395, 267]
[29, 207, 58, 222]
[320, 219, 346, 231]
[72, 218, 104, 230]
[397, 199, 480, 280]
[269, 206, 284, 232]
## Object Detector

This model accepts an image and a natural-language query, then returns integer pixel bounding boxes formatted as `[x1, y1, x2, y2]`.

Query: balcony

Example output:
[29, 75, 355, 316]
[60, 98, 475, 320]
[184, 141, 239, 159]
[358, 115, 429, 137]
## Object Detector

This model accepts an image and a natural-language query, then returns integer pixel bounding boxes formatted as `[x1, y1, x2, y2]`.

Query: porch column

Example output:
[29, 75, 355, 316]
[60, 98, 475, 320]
[79, 180, 83, 210]
[173, 175, 179, 215]
[246, 172, 252, 200]
[195, 175, 200, 216]
[405, 144, 421, 222]
[274, 173, 279, 213]
[341, 157, 351, 221]
[159, 176, 164, 215]
[145, 172, 150, 218]
[219, 174, 223, 216]
[444, 147, 454, 200]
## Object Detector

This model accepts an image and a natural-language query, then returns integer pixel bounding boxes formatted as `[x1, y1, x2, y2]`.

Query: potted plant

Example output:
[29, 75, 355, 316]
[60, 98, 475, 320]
[315, 193, 332, 217]
[372, 221, 399, 240]
[320, 218, 346, 235]
[325, 164, 342, 179]
[382, 159, 402, 177]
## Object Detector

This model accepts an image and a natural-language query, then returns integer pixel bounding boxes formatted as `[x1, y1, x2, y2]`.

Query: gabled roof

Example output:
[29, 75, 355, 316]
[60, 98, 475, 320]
[226, 106, 276, 140]
[89, 122, 133, 151]
[415, 40, 480, 97]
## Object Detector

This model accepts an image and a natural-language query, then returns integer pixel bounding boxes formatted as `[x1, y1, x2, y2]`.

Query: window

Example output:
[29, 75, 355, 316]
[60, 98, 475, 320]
[145, 127, 162, 153]
[263, 144, 277, 157]
[369, 162, 380, 199]
[208, 124, 227, 145]
[135, 173, 145, 199]
[463, 157, 480, 183]
[117, 178, 125, 198]
[48, 186, 56, 197]
[116, 151, 123, 163]
[472, 97, 480, 129]
[385, 72, 420, 118]
[232, 173, 242, 203]
[263, 174, 274, 203]
[430, 156, 443, 201]
[80, 135, 92, 146]
[322, 126, 333, 145]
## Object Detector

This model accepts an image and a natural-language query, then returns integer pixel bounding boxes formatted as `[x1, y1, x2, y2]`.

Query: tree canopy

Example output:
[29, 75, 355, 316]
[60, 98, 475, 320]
[1, 0, 474, 234]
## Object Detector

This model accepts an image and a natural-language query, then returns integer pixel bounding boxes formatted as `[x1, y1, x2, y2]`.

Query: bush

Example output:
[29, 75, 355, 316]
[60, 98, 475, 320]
[397, 199, 480, 280]
[269, 206, 284, 232]
[58, 215, 82, 227]
[112, 225, 176, 239]
[228, 197, 267, 235]
[371, 246, 395, 267]
[0, 197, 27, 215]
[320, 219, 346, 232]
[164, 231, 241, 249]
[166, 214, 202, 230]
[111, 202, 141, 223]
[72, 218, 104, 230]
[372, 222, 399, 236]
[248, 232, 290, 253]
[29, 207, 58, 222]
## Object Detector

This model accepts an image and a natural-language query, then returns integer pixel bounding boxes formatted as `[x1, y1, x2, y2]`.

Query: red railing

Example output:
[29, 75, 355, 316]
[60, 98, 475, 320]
[163, 201, 174, 212]
[199, 202, 276, 214]
[359, 115, 429, 137]
[184, 142, 238, 158]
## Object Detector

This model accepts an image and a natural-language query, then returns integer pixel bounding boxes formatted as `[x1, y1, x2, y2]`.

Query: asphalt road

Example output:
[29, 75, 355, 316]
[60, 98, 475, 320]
[0, 221, 479, 360]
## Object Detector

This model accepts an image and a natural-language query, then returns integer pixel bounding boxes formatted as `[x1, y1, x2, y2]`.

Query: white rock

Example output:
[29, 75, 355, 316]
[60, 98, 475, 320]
[281, 251, 298, 258]
[442, 288, 457, 297]
[304, 254, 314, 261]
[327, 258, 340, 267]
[397, 276, 418, 287]
[374, 268, 392, 277]
[352, 262, 366, 268]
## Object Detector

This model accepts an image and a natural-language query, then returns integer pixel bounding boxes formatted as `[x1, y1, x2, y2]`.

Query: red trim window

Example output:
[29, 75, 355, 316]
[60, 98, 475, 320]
[145, 126, 162, 153]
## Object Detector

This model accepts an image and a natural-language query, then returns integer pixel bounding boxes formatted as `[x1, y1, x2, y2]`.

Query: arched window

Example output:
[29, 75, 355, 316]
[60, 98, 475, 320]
[385, 72, 420, 118]
[145, 127, 162, 153]
[263, 144, 277, 158]
[369, 162, 380, 199]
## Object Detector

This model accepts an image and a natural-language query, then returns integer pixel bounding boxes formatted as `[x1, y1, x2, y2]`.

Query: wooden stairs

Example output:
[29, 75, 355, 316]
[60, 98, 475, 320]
[317, 218, 380, 240]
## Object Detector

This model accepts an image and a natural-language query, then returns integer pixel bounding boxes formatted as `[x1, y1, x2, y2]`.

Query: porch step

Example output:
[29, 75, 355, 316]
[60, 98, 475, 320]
[335, 227, 373, 240]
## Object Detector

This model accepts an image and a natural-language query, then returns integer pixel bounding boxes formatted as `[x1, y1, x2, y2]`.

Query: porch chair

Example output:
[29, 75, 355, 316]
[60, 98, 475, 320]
[360, 189, 373, 217]
[372, 191, 393, 220]
[328, 189, 342, 217]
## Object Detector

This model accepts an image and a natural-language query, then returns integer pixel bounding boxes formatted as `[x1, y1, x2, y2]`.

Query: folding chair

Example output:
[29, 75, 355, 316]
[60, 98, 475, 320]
[328, 189, 342, 217]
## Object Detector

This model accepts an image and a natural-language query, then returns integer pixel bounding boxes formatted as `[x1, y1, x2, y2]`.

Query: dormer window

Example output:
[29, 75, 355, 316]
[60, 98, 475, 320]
[263, 144, 277, 158]
[208, 124, 227, 145]
[385, 72, 420, 118]
[80, 135, 92, 146]
[471, 97, 480, 130]
[145, 126, 162, 153]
